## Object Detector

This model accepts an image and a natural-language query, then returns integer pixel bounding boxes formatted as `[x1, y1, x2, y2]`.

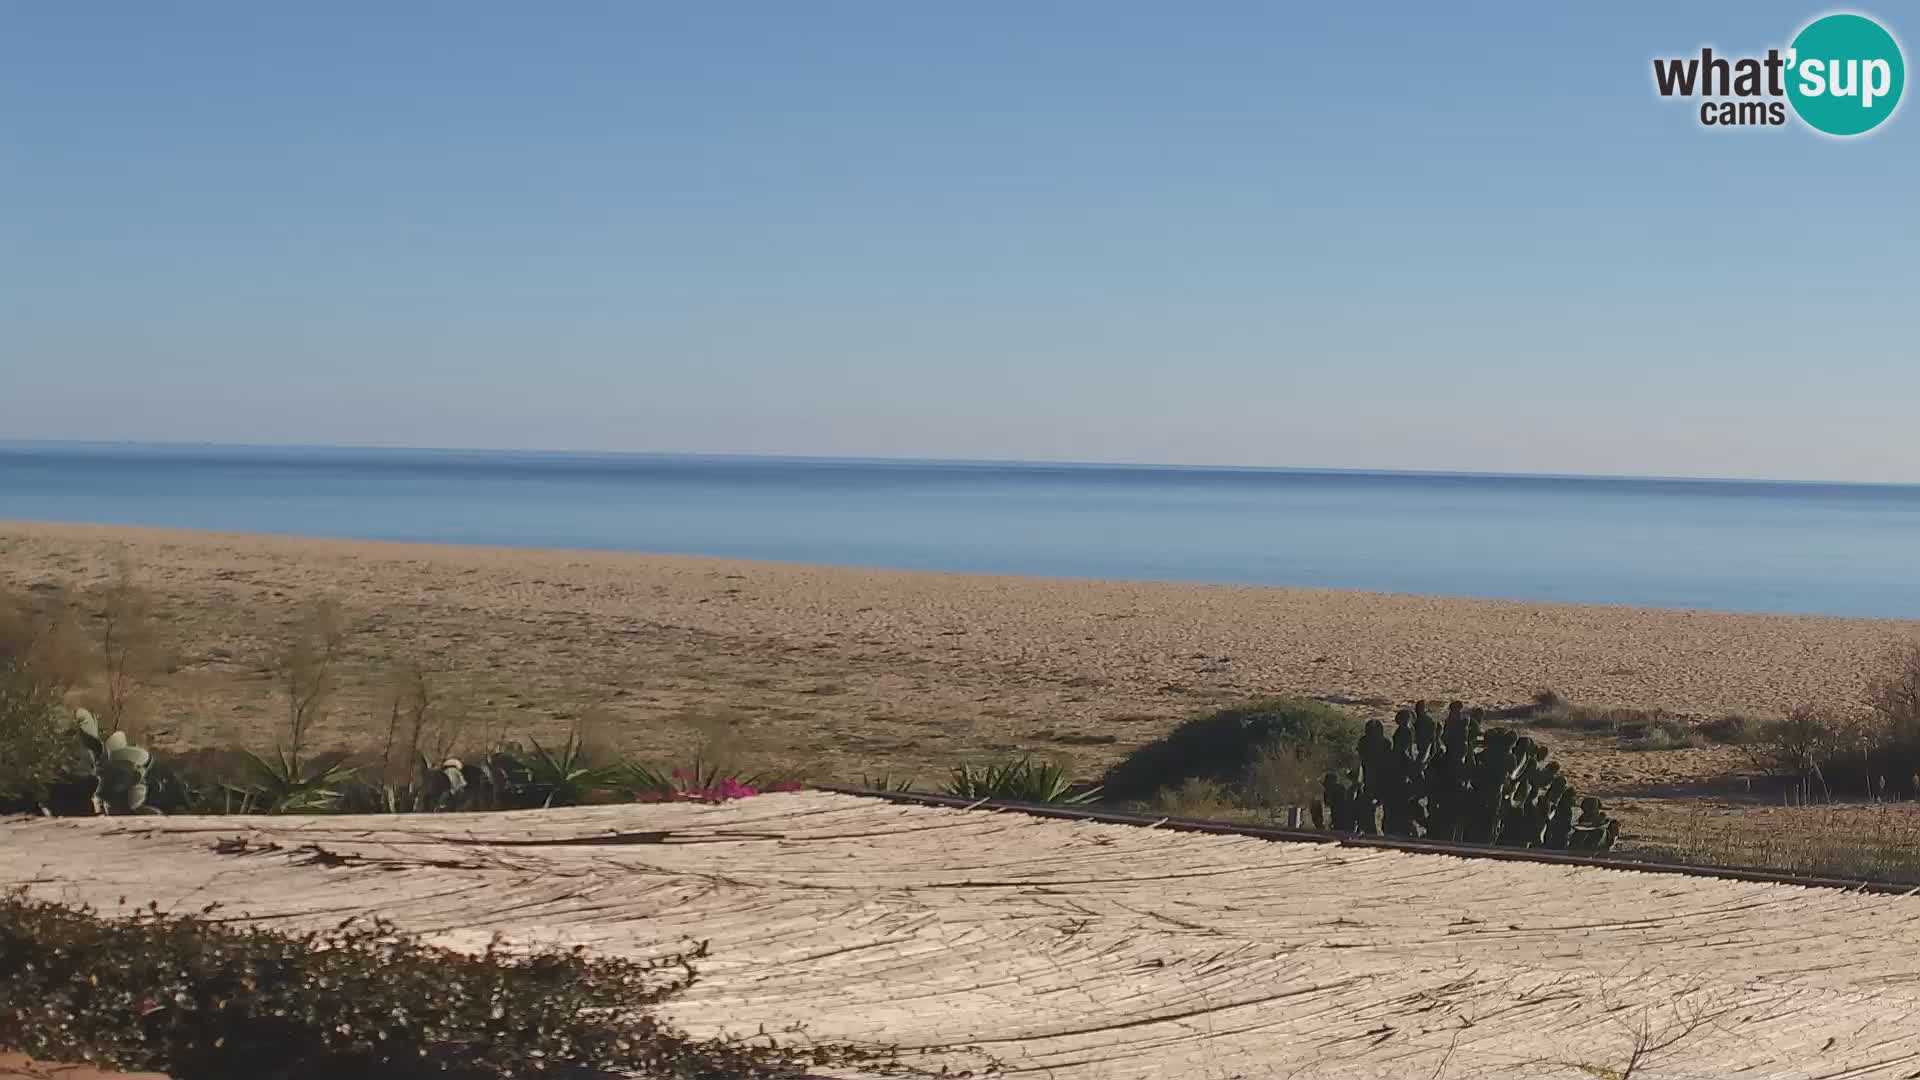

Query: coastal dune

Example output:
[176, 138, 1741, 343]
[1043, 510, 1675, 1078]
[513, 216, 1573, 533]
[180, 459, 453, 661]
[1, 521, 1912, 786]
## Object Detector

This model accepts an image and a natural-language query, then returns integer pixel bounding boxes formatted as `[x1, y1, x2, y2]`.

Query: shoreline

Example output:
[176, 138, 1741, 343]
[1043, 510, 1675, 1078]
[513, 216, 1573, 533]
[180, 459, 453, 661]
[2, 519, 1915, 787]
[1, 516, 1908, 625]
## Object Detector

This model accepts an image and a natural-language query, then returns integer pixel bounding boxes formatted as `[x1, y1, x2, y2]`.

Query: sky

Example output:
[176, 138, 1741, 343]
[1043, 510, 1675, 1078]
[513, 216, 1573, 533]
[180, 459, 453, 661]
[1, 2, 1915, 482]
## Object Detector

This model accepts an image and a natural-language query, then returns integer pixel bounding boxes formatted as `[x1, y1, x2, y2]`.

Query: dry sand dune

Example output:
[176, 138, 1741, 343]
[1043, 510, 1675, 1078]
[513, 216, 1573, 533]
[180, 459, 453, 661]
[5, 792, 1918, 1079]
[2, 521, 1915, 793]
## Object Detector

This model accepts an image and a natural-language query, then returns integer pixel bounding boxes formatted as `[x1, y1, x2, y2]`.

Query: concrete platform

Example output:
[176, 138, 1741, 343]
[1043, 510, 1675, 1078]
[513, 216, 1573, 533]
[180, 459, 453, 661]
[4, 791, 1914, 1078]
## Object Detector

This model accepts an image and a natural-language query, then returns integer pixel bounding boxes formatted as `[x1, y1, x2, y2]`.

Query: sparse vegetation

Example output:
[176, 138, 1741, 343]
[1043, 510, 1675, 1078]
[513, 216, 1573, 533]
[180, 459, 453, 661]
[86, 559, 158, 736]
[1635, 804, 1920, 885]
[1851, 642, 1920, 796]
[1624, 715, 1699, 751]
[858, 771, 916, 793]
[1743, 704, 1854, 795]
[1144, 776, 1240, 819]
[0, 889, 897, 1079]
[0, 585, 794, 816]
[1525, 689, 1699, 747]
[20, 569, 1920, 887]
[0, 588, 89, 812]
[1697, 713, 1757, 745]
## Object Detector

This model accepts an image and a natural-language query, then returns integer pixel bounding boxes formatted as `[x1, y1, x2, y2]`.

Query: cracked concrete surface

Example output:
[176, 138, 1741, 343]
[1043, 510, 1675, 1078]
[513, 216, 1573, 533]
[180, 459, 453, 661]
[3, 792, 1913, 1079]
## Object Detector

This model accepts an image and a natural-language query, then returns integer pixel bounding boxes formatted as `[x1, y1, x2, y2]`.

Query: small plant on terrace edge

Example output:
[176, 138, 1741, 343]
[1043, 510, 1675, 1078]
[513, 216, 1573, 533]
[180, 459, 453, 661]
[604, 755, 800, 803]
[944, 757, 1100, 805]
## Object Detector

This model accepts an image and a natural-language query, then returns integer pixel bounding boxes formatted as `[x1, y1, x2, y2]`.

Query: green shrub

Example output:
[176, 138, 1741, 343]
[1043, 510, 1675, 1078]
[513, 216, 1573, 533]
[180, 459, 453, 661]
[1101, 697, 1359, 806]
[944, 757, 1099, 804]
[0, 680, 77, 812]
[0, 889, 893, 1079]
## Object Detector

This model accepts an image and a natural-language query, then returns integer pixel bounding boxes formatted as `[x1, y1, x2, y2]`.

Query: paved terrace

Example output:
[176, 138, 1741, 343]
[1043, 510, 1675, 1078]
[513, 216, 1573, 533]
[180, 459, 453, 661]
[3, 791, 1915, 1079]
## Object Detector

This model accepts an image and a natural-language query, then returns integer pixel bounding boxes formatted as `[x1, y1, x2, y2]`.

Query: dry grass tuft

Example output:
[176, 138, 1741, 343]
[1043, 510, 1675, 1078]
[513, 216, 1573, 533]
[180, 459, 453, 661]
[1526, 690, 1701, 749]
[1641, 803, 1920, 885]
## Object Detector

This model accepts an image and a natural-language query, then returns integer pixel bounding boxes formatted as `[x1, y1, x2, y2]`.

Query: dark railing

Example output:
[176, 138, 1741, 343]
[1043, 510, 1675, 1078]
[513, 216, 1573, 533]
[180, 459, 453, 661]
[814, 785, 1920, 897]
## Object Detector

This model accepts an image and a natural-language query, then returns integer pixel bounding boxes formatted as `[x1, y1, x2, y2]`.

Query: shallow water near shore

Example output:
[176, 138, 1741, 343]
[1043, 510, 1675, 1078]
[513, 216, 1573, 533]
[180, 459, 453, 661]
[4, 442, 1918, 619]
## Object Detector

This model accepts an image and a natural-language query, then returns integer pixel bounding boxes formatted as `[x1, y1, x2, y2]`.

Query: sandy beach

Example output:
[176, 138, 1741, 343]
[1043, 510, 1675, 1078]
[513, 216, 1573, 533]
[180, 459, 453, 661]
[3, 520, 1915, 794]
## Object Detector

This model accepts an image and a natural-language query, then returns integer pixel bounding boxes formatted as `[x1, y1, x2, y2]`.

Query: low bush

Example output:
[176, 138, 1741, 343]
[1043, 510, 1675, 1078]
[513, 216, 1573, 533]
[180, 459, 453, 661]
[1839, 643, 1920, 797]
[0, 890, 892, 1079]
[1145, 776, 1240, 819]
[0, 591, 91, 811]
[1525, 691, 1697, 747]
[1867, 643, 1920, 738]
[1622, 714, 1699, 751]
[1101, 698, 1359, 807]
[0, 682, 78, 813]
[1744, 704, 1860, 795]
[1698, 713, 1757, 744]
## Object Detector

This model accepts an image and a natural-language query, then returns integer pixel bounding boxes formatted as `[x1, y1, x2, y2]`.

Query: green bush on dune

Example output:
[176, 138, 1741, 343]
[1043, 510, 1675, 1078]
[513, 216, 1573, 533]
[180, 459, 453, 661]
[1100, 698, 1360, 809]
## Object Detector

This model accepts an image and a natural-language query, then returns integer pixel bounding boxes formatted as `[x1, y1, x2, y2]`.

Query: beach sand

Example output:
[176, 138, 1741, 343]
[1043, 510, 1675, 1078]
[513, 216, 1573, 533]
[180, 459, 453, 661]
[3, 520, 1914, 803]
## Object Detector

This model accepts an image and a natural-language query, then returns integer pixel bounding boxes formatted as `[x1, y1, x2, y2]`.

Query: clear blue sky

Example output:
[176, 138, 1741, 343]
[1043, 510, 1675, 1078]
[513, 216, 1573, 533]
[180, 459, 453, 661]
[2, 3, 1913, 481]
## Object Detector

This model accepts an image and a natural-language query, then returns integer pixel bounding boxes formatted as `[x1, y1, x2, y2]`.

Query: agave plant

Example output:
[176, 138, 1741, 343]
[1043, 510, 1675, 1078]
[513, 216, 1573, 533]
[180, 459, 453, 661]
[668, 757, 769, 801]
[944, 757, 1100, 805]
[601, 755, 793, 803]
[599, 760, 676, 802]
[472, 733, 611, 809]
[238, 747, 356, 814]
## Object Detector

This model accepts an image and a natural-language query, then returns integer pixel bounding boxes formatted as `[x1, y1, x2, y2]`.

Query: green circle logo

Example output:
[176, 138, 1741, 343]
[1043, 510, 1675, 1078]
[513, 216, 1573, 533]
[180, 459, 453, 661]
[1787, 13, 1905, 135]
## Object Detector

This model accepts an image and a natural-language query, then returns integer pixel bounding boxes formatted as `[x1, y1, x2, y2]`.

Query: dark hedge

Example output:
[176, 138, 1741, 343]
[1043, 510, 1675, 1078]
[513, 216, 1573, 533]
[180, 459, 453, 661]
[0, 890, 894, 1079]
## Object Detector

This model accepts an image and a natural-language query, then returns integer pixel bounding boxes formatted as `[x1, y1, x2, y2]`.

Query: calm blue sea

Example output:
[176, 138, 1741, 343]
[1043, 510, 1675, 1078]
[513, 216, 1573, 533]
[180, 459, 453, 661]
[2, 442, 1917, 619]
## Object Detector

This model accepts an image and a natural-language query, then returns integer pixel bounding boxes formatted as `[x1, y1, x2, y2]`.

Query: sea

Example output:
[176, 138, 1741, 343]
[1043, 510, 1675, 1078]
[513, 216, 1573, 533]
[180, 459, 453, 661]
[2, 442, 1917, 620]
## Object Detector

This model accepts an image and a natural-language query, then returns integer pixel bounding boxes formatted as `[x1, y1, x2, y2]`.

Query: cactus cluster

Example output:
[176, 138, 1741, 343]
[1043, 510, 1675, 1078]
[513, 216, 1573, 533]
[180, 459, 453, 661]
[1311, 700, 1619, 852]
[71, 708, 160, 815]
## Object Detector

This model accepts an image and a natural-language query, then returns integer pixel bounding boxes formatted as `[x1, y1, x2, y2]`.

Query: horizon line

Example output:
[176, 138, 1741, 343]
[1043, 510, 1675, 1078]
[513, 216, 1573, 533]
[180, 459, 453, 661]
[3, 436, 1916, 491]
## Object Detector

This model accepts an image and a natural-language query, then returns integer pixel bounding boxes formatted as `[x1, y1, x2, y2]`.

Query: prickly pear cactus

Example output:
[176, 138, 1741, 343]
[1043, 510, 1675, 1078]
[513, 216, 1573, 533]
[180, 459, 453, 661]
[1318, 699, 1622, 854]
[70, 709, 157, 815]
